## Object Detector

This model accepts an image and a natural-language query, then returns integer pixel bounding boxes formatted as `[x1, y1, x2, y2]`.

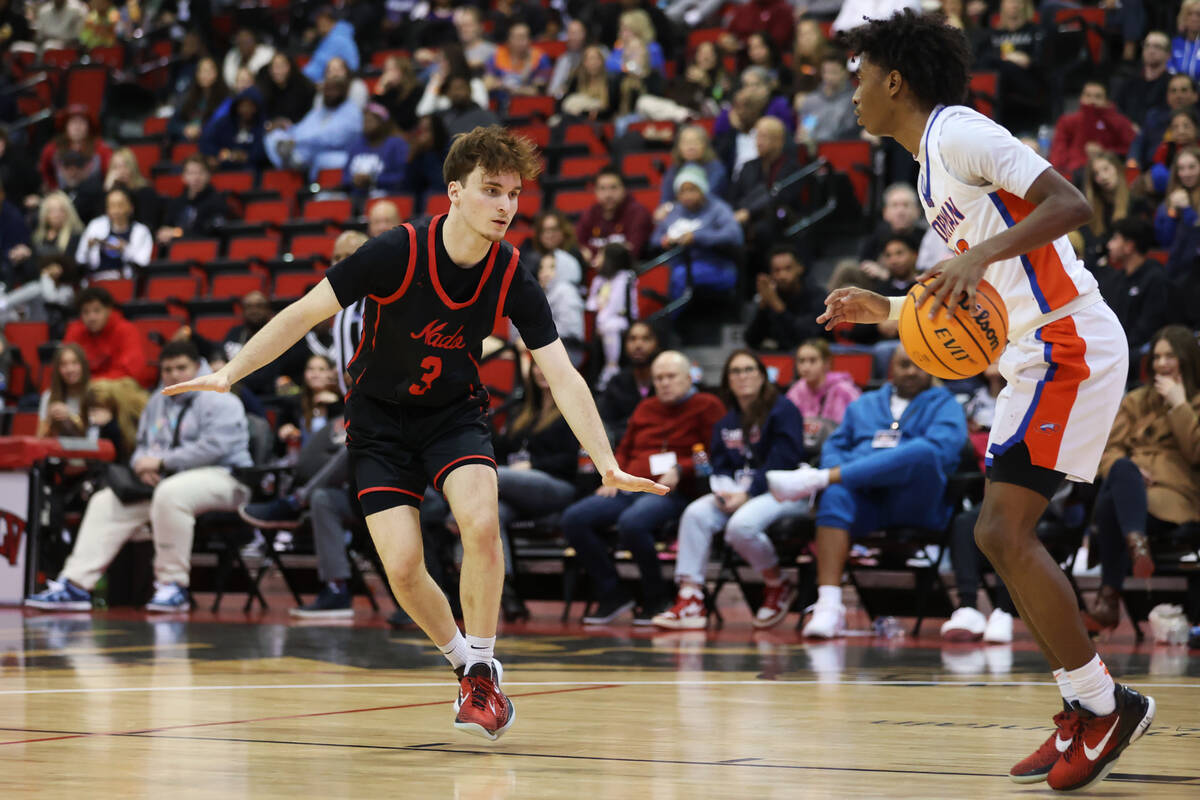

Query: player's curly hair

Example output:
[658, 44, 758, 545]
[838, 9, 971, 109]
[443, 125, 543, 186]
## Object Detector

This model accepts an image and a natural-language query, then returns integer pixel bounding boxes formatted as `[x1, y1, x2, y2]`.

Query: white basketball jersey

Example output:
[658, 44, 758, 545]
[916, 105, 1099, 341]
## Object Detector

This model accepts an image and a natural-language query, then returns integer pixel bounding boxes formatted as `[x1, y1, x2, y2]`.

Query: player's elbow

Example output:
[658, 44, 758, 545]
[1063, 194, 1092, 229]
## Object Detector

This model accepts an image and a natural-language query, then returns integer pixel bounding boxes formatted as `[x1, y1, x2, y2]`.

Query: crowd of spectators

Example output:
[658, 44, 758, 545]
[1, 1, 1197, 646]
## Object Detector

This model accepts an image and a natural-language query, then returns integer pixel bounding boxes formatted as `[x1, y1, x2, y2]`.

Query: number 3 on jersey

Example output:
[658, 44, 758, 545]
[409, 356, 442, 395]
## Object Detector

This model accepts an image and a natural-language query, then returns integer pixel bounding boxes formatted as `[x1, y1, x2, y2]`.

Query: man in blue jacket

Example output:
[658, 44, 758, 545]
[302, 7, 360, 84]
[264, 75, 363, 180]
[767, 344, 968, 638]
[650, 164, 744, 300]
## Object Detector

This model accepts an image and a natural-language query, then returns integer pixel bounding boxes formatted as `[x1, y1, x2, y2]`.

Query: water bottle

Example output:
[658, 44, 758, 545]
[873, 615, 905, 639]
[1036, 124, 1053, 157]
[692, 443, 713, 493]
[577, 447, 595, 474]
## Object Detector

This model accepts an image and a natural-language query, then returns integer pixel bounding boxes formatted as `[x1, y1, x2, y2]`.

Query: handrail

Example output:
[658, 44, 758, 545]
[782, 195, 838, 239]
[769, 156, 828, 199]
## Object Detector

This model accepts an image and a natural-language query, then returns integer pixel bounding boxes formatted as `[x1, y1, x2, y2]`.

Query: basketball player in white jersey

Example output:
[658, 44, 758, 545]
[769, 10, 1155, 792]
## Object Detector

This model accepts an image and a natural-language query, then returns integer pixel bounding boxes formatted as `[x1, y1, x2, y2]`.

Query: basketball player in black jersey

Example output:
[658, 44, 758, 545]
[167, 126, 670, 740]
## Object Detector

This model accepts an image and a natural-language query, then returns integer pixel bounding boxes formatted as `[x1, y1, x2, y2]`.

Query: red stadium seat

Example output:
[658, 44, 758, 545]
[4, 321, 49, 386]
[315, 168, 344, 190]
[622, 152, 668, 187]
[228, 237, 281, 262]
[92, 278, 135, 305]
[518, 189, 543, 218]
[210, 272, 265, 299]
[968, 72, 998, 120]
[563, 123, 608, 156]
[553, 189, 595, 217]
[193, 315, 238, 342]
[831, 352, 873, 388]
[128, 143, 163, 177]
[537, 40, 567, 60]
[817, 140, 874, 211]
[302, 198, 352, 223]
[366, 194, 415, 220]
[168, 239, 220, 263]
[261, 169, 304, 204]
[244, 200, 290, 225]
[171, 141, 199, 162]
[144, 274, 200, 301]
[154, 173, 184, 197]
[210, 171, 255, 194]
[289, 234, 338, 260]
[630, 188, 660, 214]
[143, 117, 169, 137]
[757, 353, 795, 387]
[88, 45, 125, 69]
[425, 194, 451, 216]
[558, 155, 612, 180]
[10, 411, 39, 437]
[477, 353, 518, 408]
[511, 123, 551, 150]
[42, 47, 79, 70]
[637, 264, 669, 319]
[508, 95, 555, 120]
[273, 269, 323, 299]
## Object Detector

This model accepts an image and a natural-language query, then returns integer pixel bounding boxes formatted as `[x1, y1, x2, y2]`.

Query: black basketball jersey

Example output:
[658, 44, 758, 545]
[325, 215, 559, 407]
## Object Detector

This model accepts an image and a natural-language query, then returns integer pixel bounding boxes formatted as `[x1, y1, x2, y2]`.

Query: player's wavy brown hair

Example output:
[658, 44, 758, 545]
[442, 125, 543, 186]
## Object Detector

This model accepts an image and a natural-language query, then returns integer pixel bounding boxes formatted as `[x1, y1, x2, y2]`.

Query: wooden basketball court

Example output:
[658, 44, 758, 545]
[2, 605, 1197, 798]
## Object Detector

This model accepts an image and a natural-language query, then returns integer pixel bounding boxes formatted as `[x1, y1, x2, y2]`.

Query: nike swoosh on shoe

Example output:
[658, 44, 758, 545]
[1083, 720, 1120, 761]
[1054, 735, 1072, 753]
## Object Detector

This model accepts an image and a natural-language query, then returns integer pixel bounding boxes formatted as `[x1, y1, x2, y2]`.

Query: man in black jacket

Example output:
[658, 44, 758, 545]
[1096, 216, 1170, 380]
[155, 155, 231, 249]
[728, 116, 806, 270]
[744, 244, 825, 351]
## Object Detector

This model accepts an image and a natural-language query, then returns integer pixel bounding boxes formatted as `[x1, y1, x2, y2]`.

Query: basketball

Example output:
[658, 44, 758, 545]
[898, 277, 1009, 380]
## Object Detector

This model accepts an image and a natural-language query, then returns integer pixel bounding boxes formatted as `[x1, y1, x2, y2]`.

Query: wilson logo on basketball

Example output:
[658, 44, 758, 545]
[412, 320, 466, 350]
[0, 509, 26, 567]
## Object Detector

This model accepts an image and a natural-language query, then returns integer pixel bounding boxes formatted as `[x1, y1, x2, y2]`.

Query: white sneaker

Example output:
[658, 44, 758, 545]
[940, 606, 986, 642]
[802, 602, 846, 639]
[652, 586, 707, 630]
[766, 464, 829, 502]
[983, 608, 1014, 643]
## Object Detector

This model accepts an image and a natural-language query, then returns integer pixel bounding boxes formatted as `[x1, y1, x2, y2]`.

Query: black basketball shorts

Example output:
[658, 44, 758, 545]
[344, 389, 496, 516]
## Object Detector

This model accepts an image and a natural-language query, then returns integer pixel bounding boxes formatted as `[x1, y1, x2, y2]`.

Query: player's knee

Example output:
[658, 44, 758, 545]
[387, 552, 428, 587]
[973, 512, 1011, 563]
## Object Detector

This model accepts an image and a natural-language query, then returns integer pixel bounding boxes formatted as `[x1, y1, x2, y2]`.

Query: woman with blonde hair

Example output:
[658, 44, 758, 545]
[606, 9, 664, 74]
[1169, 0, 1200, 80]
[560, 45, 615, 120]
[9, 191, 84, 275]
[791, 19, 828, 96]
[1080, 150, 1147, 262]
[103, 147, 160, 226]
[86, 377, 148, 461]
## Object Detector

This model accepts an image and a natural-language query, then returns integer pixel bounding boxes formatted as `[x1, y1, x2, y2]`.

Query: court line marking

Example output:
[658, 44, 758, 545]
[0, 685, 617, 747]
[34, 730, 1200, 786]
[1, 678, 1199, 697]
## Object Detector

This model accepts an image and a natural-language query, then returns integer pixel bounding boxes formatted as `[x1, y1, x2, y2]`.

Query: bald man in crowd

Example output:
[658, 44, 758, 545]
[559, 351, 725, 625]
[729, 115, 808, 268]
[367, 200, 400, 239]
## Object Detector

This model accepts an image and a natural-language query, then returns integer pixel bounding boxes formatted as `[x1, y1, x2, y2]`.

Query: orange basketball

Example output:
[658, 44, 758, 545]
[898, 277, 1009, 380]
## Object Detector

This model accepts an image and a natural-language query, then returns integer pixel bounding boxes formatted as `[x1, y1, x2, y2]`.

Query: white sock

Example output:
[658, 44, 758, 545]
[818, 585, 842, 607]
[680, 583, 703, 599]
[1053, 668, 1080, 706]
[438, 630, 469, 670]
[465, 634, 496, 669]
[1066, 654, 1116, 716]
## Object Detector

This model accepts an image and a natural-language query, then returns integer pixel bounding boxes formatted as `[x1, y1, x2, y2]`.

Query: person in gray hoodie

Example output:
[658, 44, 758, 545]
[25, 340, 253, 614]
[650, 163, 744, 300]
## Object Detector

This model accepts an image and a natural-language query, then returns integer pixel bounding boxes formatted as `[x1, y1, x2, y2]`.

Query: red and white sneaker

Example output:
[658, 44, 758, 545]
[1008, 701, 1081, 784]
[1046, 684, 1156, 792]
[754, 579, 797, 629]
[453, 659, 503, 713]
[652, 586, 707, 629]
[454, 661, 516, 741]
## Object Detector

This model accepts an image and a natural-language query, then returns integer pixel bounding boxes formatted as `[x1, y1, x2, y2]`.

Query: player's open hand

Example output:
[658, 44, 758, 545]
[918, 249, 988, 320]
[817, 287, 890, 329]
[162, 369, 232, 396]
[603, 468, 670, 495]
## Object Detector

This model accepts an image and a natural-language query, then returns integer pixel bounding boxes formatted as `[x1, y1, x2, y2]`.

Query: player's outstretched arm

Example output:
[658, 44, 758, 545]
[164, 279, 343, 396]
[817, 287, 891, 330]
[530, 338, 670, 496]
